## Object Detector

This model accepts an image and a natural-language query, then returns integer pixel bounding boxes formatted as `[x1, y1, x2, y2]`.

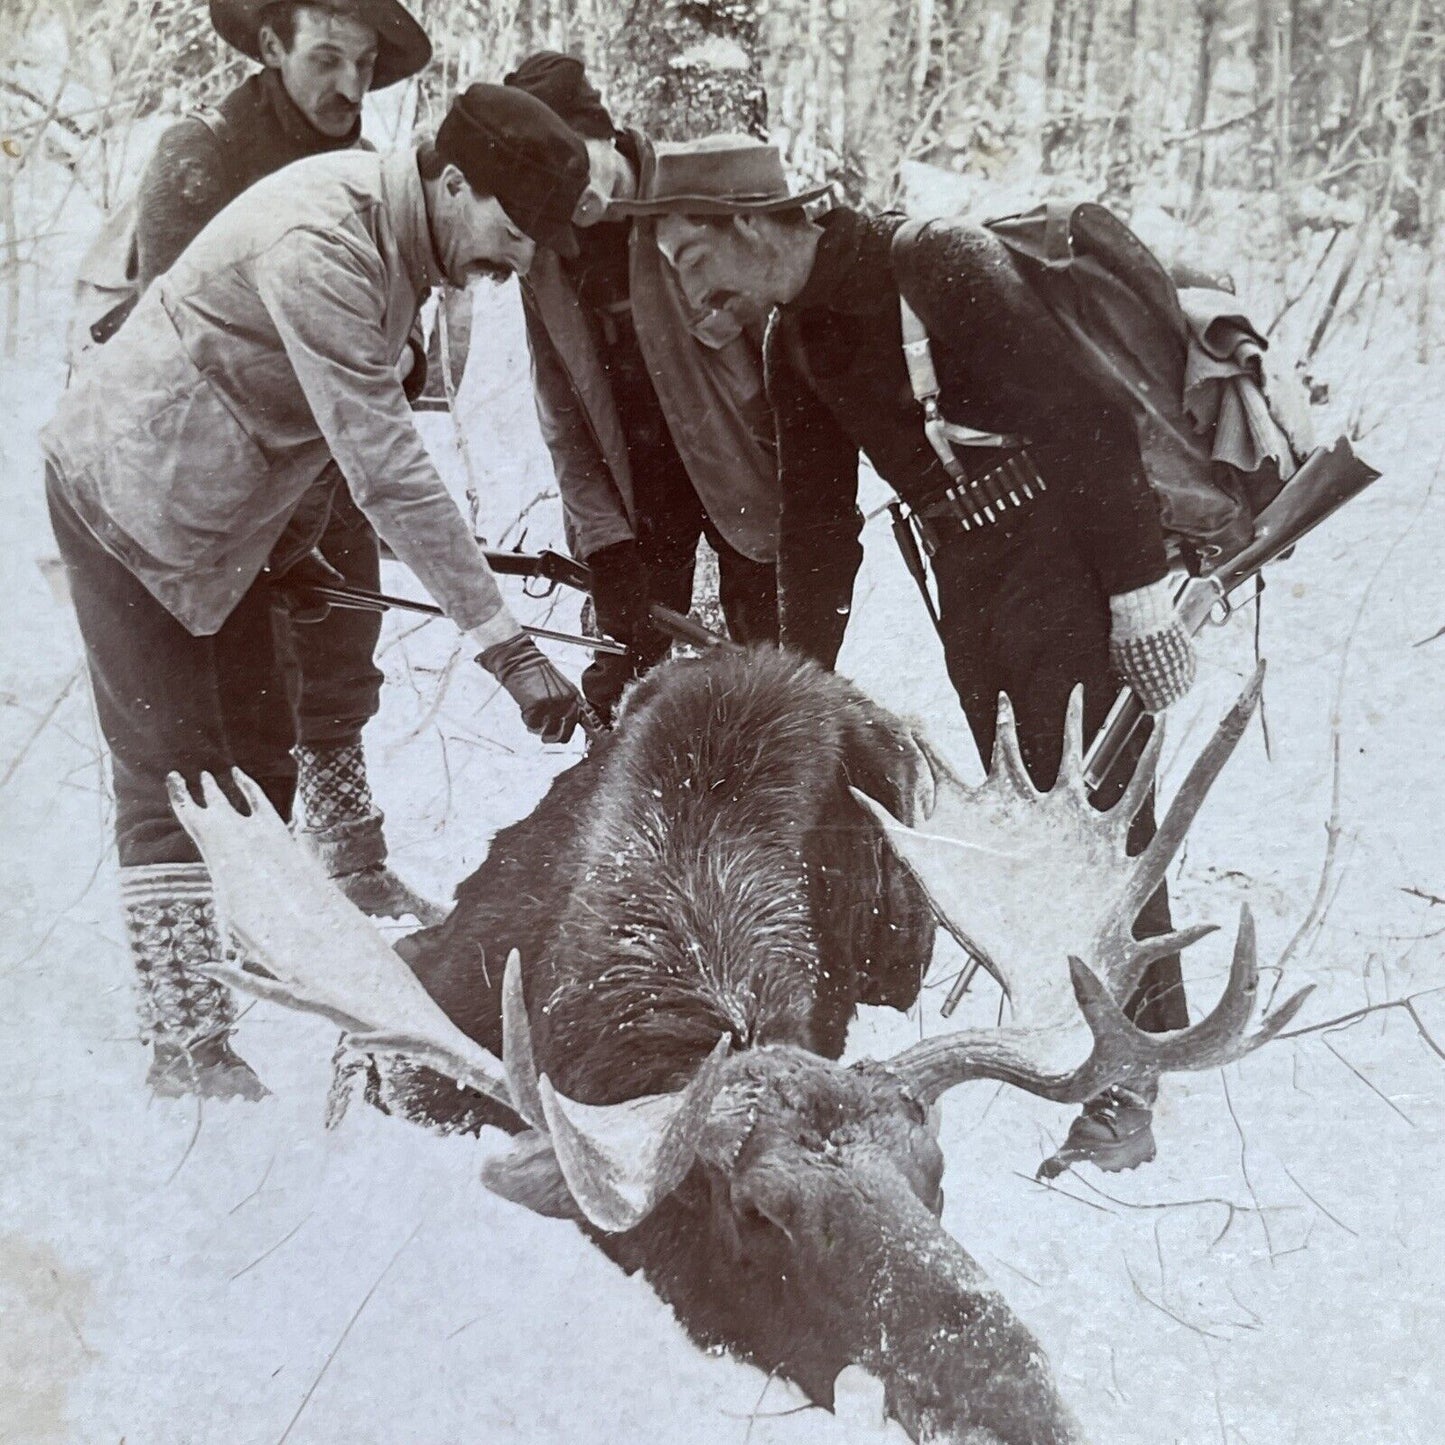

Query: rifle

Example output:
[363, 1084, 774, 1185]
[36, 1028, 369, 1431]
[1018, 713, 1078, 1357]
[1083, 434, 1382, 794]
[294, 580, 628, 655]
[368, 541, 732, 653]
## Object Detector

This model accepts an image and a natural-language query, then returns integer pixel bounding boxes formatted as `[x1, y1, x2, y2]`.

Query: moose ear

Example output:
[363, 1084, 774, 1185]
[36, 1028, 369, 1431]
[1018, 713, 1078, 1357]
[480, 1132, 585, 1222]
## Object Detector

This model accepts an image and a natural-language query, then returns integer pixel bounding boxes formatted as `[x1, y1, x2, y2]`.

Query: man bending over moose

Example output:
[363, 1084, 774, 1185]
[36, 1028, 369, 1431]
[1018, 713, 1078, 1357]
[632, 138, 1198, 1164]
[44, 82, 591, 1098]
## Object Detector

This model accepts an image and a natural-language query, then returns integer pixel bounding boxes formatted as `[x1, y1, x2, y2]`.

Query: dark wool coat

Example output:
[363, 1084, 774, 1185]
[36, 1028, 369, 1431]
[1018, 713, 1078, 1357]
[135, 68, 362, 290]
[767, 206, 1170, 669]
[522, 131, 779, 567]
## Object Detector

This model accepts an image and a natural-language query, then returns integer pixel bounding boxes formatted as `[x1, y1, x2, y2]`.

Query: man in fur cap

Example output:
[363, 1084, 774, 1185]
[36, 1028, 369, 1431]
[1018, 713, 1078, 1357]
[505, 53, 780, 723]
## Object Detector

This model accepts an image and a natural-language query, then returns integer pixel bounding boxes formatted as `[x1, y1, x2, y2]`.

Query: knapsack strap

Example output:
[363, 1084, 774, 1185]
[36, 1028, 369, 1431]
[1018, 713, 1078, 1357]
[890, 221, 1023, 483]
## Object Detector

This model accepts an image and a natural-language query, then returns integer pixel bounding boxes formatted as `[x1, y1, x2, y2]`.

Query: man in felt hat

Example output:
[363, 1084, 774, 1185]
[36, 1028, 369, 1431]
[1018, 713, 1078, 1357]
[632, 138, 1197, 1170]
[125, 0, 440, 930]
[503, 54, 781, 724]
[42, 85, 590, 1099]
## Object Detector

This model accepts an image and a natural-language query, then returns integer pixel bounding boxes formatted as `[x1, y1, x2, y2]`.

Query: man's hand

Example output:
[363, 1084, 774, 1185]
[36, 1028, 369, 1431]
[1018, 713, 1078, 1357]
[1108, 578, 1197, 713]
[477, 634, 584, 744]
[395, 335, 428, 404]
[270, 548, 346, 624]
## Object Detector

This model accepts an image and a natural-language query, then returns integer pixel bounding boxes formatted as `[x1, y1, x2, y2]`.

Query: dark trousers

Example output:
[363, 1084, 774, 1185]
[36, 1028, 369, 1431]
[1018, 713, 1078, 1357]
[47, 467, 297, 868]
[274, 481, 384, 751]
[927, 501, 1187, 1032]
[634, 471, 779, 658]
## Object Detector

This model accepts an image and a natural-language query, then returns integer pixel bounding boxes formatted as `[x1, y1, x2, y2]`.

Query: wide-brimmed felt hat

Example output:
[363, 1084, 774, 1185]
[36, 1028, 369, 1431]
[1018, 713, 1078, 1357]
[503, 51, 616, 141]
[435, 83, 590, 259]
[608, 135, 832, 218]
[210, 0, 432, 90]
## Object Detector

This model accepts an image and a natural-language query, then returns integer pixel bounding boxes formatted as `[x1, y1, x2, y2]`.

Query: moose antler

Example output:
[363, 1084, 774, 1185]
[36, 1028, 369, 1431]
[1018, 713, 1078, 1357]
[167, 770, 520, 1111]
[851, 667, 1313, 1104]
[167, 770, 730, 1233]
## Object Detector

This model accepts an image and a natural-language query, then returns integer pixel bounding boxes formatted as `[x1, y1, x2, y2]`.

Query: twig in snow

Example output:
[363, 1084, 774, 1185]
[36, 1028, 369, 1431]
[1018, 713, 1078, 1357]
[1265, 730, 1344, 1009]
[1279, 1161, 1359, 1238]
[1014, 1172, 1116, 1216]
[1220, 1070, 1275, 1262]
[0, 666, 81, 793]
[164, 1096, 204, 1186]
[1278, 985, 1445, 1058]
[275, 1220, 422, 1444]
[231, 1213, 313, 1281]
[1057, 1169, 1280, 1247]
[228, 1152, 277, 1214]
[1123, 1255, 1229, 1340]
[1402, 885, 1445, 906]
[1320, 1037, 1416, 1126]
[740, 1365, 788, 1444]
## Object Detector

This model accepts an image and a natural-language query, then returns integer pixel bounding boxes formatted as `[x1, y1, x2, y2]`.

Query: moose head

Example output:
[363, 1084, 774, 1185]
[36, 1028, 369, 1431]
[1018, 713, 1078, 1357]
[170, 658, 1307, 1444]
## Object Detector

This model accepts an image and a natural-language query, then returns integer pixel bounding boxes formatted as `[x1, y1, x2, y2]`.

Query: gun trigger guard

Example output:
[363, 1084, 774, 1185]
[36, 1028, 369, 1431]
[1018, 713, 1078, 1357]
[523, 574, 558, 600]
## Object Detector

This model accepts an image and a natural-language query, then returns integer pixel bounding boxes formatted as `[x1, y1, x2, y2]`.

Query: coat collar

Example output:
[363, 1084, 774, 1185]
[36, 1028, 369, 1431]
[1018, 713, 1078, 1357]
[382, 148, 443, 297]
[789, 206, 904, 316]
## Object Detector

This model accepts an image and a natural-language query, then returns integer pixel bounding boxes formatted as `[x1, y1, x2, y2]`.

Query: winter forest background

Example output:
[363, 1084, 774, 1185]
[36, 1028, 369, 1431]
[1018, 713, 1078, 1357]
[4, 0, 1445, 366]
[2, 1, 1443, 1443]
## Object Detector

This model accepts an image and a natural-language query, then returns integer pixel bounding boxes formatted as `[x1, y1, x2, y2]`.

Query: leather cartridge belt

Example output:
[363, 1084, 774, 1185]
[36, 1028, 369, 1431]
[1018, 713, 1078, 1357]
[909, 449, 1048, 556]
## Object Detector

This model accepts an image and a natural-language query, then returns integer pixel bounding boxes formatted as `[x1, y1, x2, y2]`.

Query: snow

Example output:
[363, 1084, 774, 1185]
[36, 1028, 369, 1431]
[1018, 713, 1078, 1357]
[3, 130, 1443, 1445]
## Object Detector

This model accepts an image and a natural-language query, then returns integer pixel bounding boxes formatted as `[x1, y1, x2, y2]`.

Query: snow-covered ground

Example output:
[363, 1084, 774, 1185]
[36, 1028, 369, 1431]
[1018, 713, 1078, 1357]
[3, 136, 1443, 1444]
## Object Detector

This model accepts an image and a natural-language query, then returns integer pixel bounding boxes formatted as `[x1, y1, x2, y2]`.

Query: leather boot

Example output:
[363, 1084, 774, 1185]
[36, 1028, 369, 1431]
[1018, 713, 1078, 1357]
[293, 741, 448, 926]
[120, 864, 269, 1101]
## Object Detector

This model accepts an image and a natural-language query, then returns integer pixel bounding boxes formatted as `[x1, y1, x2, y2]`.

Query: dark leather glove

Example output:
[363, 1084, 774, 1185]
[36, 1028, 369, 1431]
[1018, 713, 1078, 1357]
[1108, 580, 1197, 713]
[477, 634, 583, 744]
[585, 540, 653, 648]
[399, 334, 428, 405]
[270, 548, 346, 624]
[581, 650, 644, 727]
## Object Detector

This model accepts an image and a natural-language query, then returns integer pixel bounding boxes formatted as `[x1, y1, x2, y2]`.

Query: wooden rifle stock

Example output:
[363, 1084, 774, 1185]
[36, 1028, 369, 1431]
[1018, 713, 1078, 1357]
[1083, 436, 1381, 795]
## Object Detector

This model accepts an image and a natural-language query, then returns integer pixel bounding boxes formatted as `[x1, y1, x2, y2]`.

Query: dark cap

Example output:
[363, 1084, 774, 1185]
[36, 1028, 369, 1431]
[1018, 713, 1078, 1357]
[435, 83, 590, 259]
[504, 51, 616, 141]
[209, 0, 432, 90]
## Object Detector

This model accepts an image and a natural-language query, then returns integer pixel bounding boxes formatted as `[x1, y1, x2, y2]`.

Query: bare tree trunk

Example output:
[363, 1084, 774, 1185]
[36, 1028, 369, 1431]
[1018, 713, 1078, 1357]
[1417, 32, 1442, 362]
[1186, 0, 1221, 215]
[606, 0, 765, 140]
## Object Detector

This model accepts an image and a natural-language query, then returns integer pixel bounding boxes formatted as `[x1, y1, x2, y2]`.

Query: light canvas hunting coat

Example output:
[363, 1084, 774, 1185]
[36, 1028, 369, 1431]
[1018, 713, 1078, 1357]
[42, 148, 515, 647]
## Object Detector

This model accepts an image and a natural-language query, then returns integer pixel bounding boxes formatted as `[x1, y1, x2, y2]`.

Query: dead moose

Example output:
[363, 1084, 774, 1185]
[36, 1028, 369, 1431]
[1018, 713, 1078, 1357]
[172, 646, 1308, 1445]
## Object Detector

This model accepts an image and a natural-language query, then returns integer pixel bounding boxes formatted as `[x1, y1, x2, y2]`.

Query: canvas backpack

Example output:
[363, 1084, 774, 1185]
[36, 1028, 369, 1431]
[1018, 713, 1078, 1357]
[893, 201, 1304, 570]
[66, 107, 232, 374]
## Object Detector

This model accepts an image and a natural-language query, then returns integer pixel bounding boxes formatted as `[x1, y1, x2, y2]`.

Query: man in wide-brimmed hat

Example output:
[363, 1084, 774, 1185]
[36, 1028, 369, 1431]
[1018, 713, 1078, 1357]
[124, 0, 440, 933]
[632, 138, 1196, 1170]
[43, 85, 590, 1100]
[504, 58, 783, 724]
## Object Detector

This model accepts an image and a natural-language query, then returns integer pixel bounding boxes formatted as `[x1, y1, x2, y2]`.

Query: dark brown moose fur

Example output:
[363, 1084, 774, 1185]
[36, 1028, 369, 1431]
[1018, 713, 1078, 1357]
[397, 645, 934, 1119]
[385, 646, 1081, 1444]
